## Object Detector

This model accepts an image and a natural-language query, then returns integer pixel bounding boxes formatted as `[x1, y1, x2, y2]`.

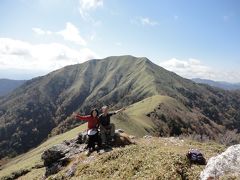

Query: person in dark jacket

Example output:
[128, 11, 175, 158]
[73, 108, 101, 155]
[99, 105, 125, 146]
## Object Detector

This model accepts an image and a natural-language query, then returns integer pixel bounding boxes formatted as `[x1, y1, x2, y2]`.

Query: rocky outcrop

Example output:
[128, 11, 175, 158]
[200, 144, 240, 180]
[41, 137, 86, 177]
[114, 131, 134, 147]
[41, 130, 134, 177]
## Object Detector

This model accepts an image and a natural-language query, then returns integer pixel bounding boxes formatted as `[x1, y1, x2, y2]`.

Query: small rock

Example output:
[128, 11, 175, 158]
[83, 155, 95, 164]
[143, 135, 153, 139]
[65, 162, 78, 177]
[129, 135, 136, 139]
[115, 129, 124, 133]
[98, 149, 106, 154]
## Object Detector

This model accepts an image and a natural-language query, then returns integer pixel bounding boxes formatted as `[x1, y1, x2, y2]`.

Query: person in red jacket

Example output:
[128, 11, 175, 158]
[73, 108, 101, 155]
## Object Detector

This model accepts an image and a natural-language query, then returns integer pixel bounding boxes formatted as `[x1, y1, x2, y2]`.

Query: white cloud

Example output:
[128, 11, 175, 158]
[131, 17, 159, 26]
[0, 38, 98, 72]
[89, 32, 96, 41]
[160, 58, 240, 83]
[32, 22, 87, 46]
[32, 27, 52, 35]
[57, 22, 87, 46]
[160, 58, 211, 76]
[140, 17, 158, 26]
[79, 0, 103, 11]
[32, 27, 45, 35]
[79, 0, 103, 21]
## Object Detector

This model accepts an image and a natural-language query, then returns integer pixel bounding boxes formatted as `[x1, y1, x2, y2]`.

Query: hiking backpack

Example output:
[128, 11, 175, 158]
[186, 149, 206, 165]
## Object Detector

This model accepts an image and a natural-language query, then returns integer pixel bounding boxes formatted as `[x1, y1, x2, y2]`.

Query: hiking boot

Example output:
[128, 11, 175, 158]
[101, 143, 106, 149]
[96, 146, 101, 153]
[85, 149, 92, 156]
[111, 137, 115, 143]
[85, 150, 91, 156]
[98, 149, 105, 154]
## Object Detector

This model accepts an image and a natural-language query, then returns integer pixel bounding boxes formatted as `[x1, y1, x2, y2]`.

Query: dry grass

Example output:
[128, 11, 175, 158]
[1, 137, 226, 180]
[46, 137, 225, 180]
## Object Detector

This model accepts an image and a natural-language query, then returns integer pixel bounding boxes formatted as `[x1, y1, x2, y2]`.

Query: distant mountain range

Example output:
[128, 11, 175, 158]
[192, 78, 240, 90]
[0, 79, 26, 96]
[0, 55, 240, 159]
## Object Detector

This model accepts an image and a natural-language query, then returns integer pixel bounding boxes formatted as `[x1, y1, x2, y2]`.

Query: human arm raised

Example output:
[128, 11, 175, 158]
[109, 107, 126, 116]
[114, 107, 126, 114]
[72, 112, 91, 121]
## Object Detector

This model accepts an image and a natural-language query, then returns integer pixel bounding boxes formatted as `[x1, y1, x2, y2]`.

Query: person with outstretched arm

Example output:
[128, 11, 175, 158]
[99, 105, 125, 147]
[72, 108, 101, 155]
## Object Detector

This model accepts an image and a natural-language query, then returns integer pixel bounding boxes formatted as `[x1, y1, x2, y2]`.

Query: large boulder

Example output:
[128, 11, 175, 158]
[41, 135, 86, 177]
[114, 130, 134, 146]
[200, 144, 240, 180]
[41, 144, 70, 166]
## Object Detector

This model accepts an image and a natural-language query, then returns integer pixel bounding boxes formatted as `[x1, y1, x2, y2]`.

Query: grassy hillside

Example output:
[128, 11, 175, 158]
[0, 95, 168, 178]
[0, 56, 163, 158]
[113, 94, 225, 139]
[0, 95, 232, 180]
[0, 95, 176, 178]
[0, 55, 240, 159]
[112, 95, 167, 136]
[0, 124, 87, 179]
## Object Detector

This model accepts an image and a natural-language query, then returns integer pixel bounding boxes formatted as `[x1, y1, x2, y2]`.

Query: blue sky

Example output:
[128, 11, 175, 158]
[0, 0, 240, 82]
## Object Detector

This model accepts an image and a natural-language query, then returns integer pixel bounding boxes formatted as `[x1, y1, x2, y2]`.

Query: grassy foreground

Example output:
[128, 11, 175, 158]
[72, 138, 225, 180]
[40, 137, 225, 180]
[0, 134, 226, 179]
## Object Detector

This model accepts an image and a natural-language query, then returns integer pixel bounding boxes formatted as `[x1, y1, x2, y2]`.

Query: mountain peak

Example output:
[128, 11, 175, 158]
[96, 55, 150, 63]
[1, 55, 240, 160]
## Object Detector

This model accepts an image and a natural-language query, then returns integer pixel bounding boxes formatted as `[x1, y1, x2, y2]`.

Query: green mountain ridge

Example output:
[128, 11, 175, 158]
[0, 97, 227, 179]
[0, 55, 240, 159]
